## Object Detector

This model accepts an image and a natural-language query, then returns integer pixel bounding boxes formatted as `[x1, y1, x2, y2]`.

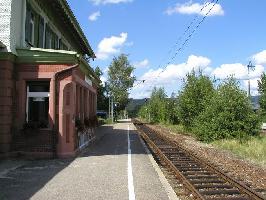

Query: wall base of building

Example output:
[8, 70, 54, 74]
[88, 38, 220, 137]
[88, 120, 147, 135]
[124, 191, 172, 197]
[0, 59, 15, 153]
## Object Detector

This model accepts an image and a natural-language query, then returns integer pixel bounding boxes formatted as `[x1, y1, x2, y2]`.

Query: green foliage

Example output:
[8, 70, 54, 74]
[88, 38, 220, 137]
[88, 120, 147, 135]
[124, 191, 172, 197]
[137, 71, 260, 143]
[149, 87, 167, 123]
[258, 72, 266, 120]
[192, 78, 260, 142]
[107, 54, 136, 111]
[138, 104, 149, 121]
[138, 88, 179, 124]
[166, 93, 179, 124]
[178, 71, 215, 129]
[95, 66, 109, 111]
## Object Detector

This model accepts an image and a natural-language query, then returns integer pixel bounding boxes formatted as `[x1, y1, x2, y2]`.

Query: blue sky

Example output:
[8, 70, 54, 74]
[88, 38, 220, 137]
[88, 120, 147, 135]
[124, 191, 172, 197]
[67, 0, 266, 98]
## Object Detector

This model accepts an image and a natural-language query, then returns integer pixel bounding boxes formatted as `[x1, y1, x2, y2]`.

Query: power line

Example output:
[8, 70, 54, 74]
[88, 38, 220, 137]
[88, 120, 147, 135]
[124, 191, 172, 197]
[131, 0, 220, 94]
[162, 0, 215, 67]
[130, 1, 214, 91]
[154, 0, 219, 82]
[148, 0, 216, 87]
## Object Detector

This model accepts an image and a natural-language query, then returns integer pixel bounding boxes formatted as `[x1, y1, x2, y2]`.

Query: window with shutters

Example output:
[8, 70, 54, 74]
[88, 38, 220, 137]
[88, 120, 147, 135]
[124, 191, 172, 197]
[55, 35, 59, 50]
[25, 5, 35, 46]
[45, 25, 52, 49]
[38, 17, 45, 48]
[59, 39, 68, 50]
[25, 2, 70, 51]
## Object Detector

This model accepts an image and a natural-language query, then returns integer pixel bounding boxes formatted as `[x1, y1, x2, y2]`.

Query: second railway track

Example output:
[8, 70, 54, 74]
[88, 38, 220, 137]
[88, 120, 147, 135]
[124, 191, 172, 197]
[133, 120, 265, 200]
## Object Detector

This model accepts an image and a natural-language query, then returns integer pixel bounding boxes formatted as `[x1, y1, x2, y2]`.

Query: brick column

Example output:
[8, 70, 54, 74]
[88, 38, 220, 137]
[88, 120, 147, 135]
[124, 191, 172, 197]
[0, 60, 14, 153]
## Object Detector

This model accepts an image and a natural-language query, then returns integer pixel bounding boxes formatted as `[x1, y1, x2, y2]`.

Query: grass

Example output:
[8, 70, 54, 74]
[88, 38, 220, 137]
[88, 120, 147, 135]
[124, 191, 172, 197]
[160, 123, 266, 167]
[160, 123, 191, 136]
[211, 136, 266, 167]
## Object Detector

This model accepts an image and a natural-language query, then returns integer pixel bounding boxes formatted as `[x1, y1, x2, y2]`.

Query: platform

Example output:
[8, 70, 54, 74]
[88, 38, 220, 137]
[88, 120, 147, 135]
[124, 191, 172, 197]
[0, 123, 178, 200]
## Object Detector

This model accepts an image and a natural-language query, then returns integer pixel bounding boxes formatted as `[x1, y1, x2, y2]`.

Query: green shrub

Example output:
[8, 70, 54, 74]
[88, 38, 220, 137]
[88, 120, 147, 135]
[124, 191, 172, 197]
[192, 78, 260, 142]
[258, 72, 266, 122]
[178, 70, 215, 129]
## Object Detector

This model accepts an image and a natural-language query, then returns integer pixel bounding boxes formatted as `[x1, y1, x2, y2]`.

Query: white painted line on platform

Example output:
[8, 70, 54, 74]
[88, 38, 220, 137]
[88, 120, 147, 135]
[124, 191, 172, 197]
[127, 124, 136, 200]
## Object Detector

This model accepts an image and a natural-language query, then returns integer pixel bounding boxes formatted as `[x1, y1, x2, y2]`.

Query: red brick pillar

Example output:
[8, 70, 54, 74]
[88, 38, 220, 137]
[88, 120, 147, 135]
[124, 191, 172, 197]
[0, 61, 14, 153]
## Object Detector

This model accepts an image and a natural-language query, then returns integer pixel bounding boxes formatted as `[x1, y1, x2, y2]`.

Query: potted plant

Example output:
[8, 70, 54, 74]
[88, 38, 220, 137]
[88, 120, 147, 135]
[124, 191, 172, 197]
[75, 118, 84, 133]
[84, 117, 91, 128]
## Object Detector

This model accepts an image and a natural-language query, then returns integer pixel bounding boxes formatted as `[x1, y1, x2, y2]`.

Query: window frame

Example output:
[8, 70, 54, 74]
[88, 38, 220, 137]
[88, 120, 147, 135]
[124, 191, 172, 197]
[38, 16, 45, 48]
[26, 82, 50, 127]
[25, 5, 35, 46]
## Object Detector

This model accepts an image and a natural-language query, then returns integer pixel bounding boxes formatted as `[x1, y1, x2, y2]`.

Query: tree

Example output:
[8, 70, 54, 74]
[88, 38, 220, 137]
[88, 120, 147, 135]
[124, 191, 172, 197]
[167, 92, 179, 124]
[258, 72, 266, 120]
[193, 78, 260, 142]
[107, 54, 136, 111]
[178, 70, 215, 129]
[94, 66, 108, 111]
[149, 87, 168, 123]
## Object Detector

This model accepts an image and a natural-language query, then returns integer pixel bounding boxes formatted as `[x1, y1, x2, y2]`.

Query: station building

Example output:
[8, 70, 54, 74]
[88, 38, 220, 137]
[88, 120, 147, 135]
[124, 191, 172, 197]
[0, 0, 100, 158]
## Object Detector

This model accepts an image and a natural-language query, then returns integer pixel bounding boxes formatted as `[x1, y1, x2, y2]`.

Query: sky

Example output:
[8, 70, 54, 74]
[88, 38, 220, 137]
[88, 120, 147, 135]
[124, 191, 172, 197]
[67, 0, 266, 99]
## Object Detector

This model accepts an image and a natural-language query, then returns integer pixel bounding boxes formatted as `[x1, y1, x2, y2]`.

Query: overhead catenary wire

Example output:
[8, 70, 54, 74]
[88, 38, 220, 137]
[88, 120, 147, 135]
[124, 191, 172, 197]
[129, 0, 215, 92]
[151, 0, 220, 86]
[158, 0, 215, 70]
[130, 0, 220, 94]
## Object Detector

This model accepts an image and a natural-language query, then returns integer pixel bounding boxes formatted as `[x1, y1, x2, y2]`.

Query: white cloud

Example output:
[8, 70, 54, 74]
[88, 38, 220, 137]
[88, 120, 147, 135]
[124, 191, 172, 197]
[165, 1, 224, 16]
[140, 55, 210, 86]
[252, 50, 266, 65]
[100, 75, 107, 83]
[90, 0, 133, 5]
[89, 11, 101, 21]
[211, 63, 264, 96]
[133, 59, 149, 68]
[129, 51, 266, 99]
[96, 32, 128, 60]
[129, 55, 211, 98]
[212, 63, 264, 80]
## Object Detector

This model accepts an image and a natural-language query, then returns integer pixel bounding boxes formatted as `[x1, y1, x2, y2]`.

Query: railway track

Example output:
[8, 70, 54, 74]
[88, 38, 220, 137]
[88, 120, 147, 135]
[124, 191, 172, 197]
[133, 120, 265, 200]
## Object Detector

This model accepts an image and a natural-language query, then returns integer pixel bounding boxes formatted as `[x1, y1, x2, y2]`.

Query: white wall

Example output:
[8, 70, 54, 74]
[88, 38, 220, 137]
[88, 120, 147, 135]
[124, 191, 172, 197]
[0, 0, 12, 52]
[10, 0, 26, 53]
[0, 0, 25, 54]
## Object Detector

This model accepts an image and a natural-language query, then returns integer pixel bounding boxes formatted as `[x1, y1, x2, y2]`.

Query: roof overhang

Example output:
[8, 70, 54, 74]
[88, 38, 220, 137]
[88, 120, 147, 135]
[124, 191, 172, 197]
[34, 0, 96, 59]
[13, 48, 100, 85]
[56, 0, 96, 58]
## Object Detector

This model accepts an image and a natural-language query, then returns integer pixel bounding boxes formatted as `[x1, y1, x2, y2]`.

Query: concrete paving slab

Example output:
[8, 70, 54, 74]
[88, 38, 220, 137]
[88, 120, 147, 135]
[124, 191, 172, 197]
[0, 123, 177, 200]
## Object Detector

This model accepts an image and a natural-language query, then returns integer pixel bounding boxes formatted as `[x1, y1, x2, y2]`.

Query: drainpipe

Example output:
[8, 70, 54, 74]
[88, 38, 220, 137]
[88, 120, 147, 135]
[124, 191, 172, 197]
[52, 64, 79, 158]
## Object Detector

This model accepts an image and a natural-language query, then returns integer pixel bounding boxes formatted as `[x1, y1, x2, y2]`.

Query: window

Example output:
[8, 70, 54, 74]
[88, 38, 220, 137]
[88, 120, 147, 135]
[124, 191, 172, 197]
[25, 3, 65, 50]
[59, 38, 68, 50]
[45, 25, 59, 50]
[51, 31, 56, 49]
[45, 25, 52, 49]
[38, 17, 44, 48]
[25, 6, 35, 45]
[26, 82, 50, 128]
[55, 35, 59, 50]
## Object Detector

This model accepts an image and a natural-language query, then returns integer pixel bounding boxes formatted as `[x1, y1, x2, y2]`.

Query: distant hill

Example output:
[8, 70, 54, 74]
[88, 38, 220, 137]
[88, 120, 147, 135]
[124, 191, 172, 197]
[126, 98, 148, 117]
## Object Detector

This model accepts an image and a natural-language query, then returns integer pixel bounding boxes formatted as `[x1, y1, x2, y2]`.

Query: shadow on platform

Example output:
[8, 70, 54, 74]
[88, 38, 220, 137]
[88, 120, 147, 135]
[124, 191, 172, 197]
[0, 123, 148, 200]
